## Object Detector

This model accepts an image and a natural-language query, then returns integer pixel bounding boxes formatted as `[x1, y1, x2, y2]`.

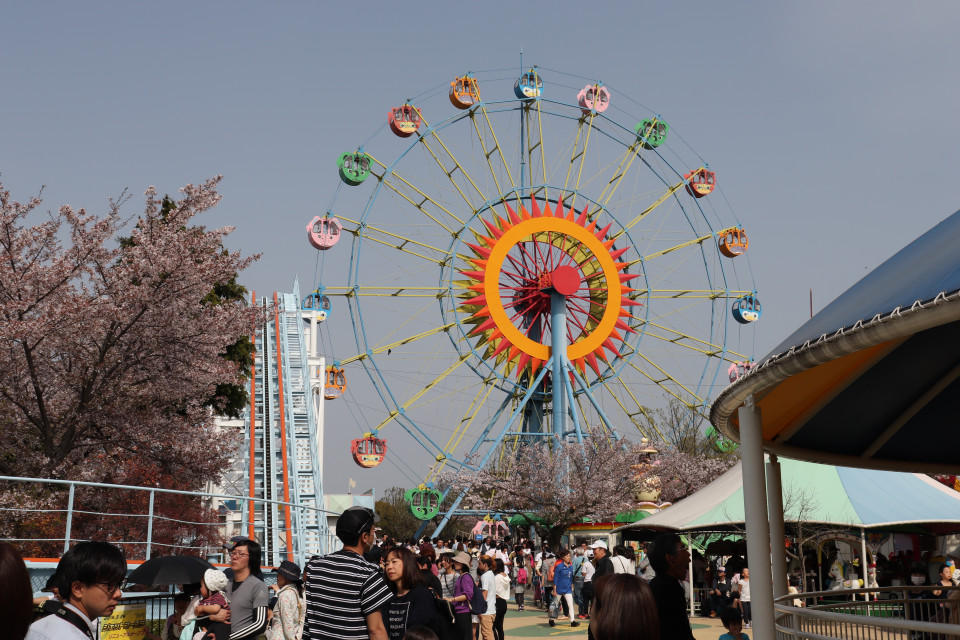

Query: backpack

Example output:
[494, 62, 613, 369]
[517, 567, 528, 584]
[469, 576, 487, 615]
[547, 561, 556, 582]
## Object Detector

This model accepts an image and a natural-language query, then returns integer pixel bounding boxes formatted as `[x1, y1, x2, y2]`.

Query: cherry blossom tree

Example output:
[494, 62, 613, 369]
[646, 449, 735, 503]
[0, 175, 259, 485]
[445, 430, 644, 549]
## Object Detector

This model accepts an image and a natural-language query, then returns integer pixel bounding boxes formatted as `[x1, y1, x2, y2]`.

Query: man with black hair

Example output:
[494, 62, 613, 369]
[303, 506, 392, 640]
[648, 532, 696, 640]
[27, 540, 127, 640]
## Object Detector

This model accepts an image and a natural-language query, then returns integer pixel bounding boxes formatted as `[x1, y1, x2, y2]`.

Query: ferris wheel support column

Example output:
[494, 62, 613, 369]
[550, 290, 568, 440]
[428, 365, 552, 538]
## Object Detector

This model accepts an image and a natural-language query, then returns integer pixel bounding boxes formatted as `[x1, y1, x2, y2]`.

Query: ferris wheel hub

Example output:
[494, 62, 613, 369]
[538, 265, 581, 297]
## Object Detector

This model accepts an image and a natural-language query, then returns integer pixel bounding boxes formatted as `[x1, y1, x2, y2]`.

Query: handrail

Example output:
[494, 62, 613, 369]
[774, 585, 960, 638]
[0, 475, 337, 515]
[0, 474, 342, 565]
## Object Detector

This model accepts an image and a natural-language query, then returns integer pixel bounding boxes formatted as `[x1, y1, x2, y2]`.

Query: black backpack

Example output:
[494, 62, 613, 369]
[469, 575, 487, 615]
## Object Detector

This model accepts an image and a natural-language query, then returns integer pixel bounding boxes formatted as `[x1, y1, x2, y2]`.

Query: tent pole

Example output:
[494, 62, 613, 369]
[688, 532, 695, 617]
[860, 528, 869, 602]
[739, 394, 774, 639]
[767, 453, 787, 598]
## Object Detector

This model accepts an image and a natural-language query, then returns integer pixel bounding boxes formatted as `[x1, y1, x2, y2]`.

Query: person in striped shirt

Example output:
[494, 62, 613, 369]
[302, 507, 393, 640]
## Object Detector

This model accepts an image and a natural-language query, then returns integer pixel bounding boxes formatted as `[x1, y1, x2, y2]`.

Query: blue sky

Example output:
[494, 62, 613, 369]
[3, 1, 958, 497]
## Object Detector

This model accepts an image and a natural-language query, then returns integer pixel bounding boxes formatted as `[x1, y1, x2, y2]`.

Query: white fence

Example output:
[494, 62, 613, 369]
[775, 585, 960, 639]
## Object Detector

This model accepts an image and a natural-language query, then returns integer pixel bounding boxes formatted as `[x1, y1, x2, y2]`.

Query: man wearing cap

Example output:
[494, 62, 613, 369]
[302, 507, 392, 640]
[590, 541, 614, 579]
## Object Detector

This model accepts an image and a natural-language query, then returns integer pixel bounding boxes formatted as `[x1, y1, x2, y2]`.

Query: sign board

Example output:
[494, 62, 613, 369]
[99, 603, 147, 640]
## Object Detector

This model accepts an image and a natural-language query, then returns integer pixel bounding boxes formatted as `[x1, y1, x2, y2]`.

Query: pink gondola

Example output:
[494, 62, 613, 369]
[307, 216, 343, 250]
[727, 360, 756, 383]
[577, 84, 611, 116]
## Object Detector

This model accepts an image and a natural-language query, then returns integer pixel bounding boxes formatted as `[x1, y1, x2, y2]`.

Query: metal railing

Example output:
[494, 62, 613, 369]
[0, 475, 339, 567]
[775, 585, 960, 639]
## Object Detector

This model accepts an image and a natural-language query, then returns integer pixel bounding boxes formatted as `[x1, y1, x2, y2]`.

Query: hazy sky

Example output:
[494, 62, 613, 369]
[3, 1, 958, 498]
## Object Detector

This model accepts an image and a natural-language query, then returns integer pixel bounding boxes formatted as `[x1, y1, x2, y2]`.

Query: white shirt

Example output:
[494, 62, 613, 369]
[479, 571, 497, 614]
[495, 572, 511, 599]
[612, 556, 636, 575]
[740, 578, 752, 602]
[581, 559, 596, 583]
[26, 603, 96, 640]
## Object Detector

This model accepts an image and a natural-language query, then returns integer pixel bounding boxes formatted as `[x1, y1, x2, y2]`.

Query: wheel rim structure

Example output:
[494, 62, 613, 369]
[316, 65, 758, 532]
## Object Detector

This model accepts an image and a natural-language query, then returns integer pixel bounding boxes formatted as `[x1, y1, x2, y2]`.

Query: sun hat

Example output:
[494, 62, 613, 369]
[589, 540, 608, 550]
[203, 569, 229, 594]
[452, 551, 472, 567]
[277, 560, 303, 582]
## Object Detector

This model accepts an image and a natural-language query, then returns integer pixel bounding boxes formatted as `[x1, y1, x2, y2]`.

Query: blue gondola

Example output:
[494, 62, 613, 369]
[302, 291, 332, 321]
[514, 69, 543, 100]
[732, 294, 761, 324]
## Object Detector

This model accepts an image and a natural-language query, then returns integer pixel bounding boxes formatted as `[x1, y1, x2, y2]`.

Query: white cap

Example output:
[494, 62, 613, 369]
[589, 540, 607, 550]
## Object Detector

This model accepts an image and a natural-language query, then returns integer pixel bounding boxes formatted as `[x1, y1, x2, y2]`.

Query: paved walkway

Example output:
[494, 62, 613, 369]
[499, 605, 730, 639]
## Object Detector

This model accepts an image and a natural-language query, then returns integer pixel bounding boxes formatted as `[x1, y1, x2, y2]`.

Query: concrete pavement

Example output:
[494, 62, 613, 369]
[498, 604, 733, 639]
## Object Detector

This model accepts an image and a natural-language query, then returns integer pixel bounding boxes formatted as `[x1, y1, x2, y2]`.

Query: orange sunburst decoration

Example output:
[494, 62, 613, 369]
[457, 197, 641, 381]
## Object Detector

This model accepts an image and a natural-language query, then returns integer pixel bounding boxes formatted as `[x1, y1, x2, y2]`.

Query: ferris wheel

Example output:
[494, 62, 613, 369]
[308, 65, 759, 533]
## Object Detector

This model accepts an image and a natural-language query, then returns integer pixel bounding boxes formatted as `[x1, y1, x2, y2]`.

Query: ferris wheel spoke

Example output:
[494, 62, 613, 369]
[564, 113, 597, 213]
[599, 379, 661, 440]
[613, 178, 688, 238]
[595, 136, 645, 208]
[641, 225, 739, 262]
[474, 106, 518, 193]
[425, 379, 498, 483]
[339, 215, 466, 266]
[373, 353, 472, 433]
[338, 321, 456, 366]
[626, 356, 704, 406]
[498, 268, 532, 288]
[533, 99, 549, 195]
[366, 153, 468, 231]
[634, 319, 751, 361]
[418, 116, 489, 210]
[325, 286, 448, 298]
[630, 288, 753, 300]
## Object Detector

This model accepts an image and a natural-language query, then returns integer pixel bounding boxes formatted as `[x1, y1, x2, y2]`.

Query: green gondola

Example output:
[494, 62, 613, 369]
[635, 119, 669, 149]
[338, 151, 373, 186]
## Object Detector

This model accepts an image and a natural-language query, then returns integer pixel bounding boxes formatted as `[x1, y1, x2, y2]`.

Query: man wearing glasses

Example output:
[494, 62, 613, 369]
[648, 532, 696, 640]
[302, 507, 392, 640]
[26, 541, 127, 640]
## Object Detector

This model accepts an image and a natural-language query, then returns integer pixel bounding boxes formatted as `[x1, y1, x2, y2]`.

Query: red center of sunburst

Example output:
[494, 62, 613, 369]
[541, 265, 581, 296]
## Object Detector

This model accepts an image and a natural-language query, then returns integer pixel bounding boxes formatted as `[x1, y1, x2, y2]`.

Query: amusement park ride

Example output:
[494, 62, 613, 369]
[302, 64, 761, 536]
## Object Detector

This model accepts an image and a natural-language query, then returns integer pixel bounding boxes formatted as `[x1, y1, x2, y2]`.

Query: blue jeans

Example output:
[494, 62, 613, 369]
[573, 579, 583, 607]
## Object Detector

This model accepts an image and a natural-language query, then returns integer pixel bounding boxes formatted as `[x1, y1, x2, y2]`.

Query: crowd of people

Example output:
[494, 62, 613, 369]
[8, 510, 960, 640]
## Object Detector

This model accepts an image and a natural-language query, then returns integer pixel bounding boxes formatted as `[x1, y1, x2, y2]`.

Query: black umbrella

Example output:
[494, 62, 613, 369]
[127, 555, 215, 586]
